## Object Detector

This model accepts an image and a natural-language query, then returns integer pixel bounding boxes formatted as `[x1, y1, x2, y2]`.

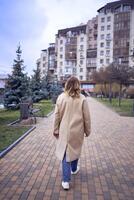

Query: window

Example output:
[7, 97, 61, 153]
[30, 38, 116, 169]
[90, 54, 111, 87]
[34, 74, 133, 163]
[106, 41, 110, 47]
[66, 68, 68, 72]
[107, 16, 111, 22]
[80, 60, 83, 65]
[101, 34, 104, 40]
[80, 37, 84, 42]
[101, 26, 105, 31]
[60, 54, 63, 59]
[43, 64, 45, 68]
[66, 61, 69, 65]
[101, 17, 105, 22]
[60, 40, 63, 44]
[106, 9, 111, 14]
[100, 50, 104, 56]
[43, 57, 46, 61]
[60, 62, 63, 66]
[106, 50, 110, 56]
[106, 59, 110, 64]
[100, 59, 104, 64]
[43, 69, 45, 74]
[89, 29, 92, 34]
[80, 45, 84, 50]
[106, 33, 111, 39]
[89, 37, 92, 41]
[79, 76, 83, 80]
[80, 53, 84, 59]
[100, 42, 104, 47]
[80, 68, 83, 72]
[60, 47, 63, 52]
[123, 5, 131, 12]
[115, 6, 121, 13]
[107, 25, 111, 30]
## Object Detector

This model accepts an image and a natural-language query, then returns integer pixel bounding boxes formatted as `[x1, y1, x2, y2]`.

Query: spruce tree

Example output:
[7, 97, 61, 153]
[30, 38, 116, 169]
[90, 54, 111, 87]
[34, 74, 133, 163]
[30, 67, 44, 102]
[4, 45, 29, 109]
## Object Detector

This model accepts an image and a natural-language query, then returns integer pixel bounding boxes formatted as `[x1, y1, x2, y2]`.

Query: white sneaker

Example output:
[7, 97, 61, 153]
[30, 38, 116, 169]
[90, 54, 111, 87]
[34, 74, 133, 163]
[62, 181, 69, 190]
[71, 166, 80, 175]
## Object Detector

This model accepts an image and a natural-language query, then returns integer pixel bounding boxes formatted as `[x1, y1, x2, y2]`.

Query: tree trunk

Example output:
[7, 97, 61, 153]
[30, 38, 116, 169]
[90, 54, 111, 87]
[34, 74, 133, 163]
[104, 82, 107, 98]
[118, 84, 122, 107]
[109, 82, 112, 103]
[100, 84, 103, 99]
[20, 103, 30, 120]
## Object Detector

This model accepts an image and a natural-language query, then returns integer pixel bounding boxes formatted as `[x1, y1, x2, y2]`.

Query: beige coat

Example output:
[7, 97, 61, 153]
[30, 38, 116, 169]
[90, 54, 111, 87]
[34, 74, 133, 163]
[53, 92, 91, 162]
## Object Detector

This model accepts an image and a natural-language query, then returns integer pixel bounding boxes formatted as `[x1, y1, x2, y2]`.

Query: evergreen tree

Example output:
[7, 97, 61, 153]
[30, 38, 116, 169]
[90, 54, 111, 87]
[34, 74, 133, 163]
[41, 74, 63, 102]
[30, 67, 44, 102]
[4, 45, 29, 109]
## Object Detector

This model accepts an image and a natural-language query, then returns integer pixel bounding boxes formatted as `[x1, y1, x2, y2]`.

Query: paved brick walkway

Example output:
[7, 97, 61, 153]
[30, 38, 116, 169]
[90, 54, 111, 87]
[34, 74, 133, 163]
[0, 97, 134, 200]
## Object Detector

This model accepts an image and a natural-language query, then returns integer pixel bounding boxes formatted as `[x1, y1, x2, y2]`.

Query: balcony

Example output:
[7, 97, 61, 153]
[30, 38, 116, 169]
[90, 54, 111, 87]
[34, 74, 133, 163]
[106, 37, 112, 41]
[93, 31, 97, 36]
[65, 52, 77, 60]
[87, 63, 96, 68]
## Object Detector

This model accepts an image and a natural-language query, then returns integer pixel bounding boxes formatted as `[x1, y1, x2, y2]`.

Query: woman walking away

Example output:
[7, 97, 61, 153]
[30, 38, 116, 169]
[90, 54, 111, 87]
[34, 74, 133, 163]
[53, 76, 91, 190]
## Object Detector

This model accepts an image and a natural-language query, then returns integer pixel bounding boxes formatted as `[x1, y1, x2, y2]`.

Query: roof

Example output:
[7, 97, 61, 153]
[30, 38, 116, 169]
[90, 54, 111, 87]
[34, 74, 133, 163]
[41, 49, 47, 52]
[57, 24, 87, 37]
[97, 0, 134, 12]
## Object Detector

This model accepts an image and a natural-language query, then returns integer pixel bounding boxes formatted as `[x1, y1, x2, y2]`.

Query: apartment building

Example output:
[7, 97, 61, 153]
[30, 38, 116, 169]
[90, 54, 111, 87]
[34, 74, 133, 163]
[86, 16, 98, 80]
[37, 0, 134, 81]
[36, 49, 48, 78]
[36, 43, 57, 79]
[47, 43, 57, 79]
[56, 25, 87, 81]
[97, 4, 114, 68]
[97, 0, 134, 68]
[129, 6, 134, 67]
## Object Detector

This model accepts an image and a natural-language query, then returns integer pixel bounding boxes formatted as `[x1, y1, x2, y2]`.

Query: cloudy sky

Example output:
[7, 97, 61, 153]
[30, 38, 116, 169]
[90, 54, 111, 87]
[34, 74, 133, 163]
[0, 0, 112, 75]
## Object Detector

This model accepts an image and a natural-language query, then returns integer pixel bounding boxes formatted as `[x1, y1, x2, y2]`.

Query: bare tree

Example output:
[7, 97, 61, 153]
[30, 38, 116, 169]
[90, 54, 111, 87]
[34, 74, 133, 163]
[107, 63, 134, 106]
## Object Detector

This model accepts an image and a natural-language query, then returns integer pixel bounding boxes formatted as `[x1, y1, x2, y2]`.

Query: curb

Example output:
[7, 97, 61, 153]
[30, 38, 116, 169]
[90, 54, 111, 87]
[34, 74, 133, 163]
[7, 119, 20, 126]
[0, 126, 36, 158]
[44, 110, 54, 118]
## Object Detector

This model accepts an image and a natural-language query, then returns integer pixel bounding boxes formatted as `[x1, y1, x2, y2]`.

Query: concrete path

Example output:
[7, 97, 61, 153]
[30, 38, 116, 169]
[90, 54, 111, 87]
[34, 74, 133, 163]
[0, 97, 134, 200]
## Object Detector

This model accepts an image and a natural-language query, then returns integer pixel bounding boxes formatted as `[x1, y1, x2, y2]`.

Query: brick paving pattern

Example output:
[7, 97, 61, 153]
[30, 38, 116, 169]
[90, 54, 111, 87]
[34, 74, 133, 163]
[0, 97, 134, 200]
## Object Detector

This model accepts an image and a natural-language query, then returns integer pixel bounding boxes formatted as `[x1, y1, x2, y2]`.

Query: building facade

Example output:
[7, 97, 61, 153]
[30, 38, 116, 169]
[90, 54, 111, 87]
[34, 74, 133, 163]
[97, 0, 134, 68]
[97, 5, 114, 68]
[47, 43, 57, 79]
[0, 74, 8, 103]
[37, 0, 134, 81]
[36, 49, 48, 78]
[36, 44, 57, 79]
[129, 8, 134, 67]
[86, 16, 98, 80]
[56, 25, 87, 81]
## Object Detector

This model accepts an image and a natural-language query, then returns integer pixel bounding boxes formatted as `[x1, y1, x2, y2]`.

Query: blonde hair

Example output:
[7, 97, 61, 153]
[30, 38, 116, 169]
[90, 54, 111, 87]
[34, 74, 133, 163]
[65, 76, 80, 98]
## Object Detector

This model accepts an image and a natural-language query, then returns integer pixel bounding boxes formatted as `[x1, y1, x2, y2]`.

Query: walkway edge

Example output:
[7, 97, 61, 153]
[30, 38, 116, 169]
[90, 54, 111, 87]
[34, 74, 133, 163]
[44, 110, 54, 118]
[0, 126, 36, 159]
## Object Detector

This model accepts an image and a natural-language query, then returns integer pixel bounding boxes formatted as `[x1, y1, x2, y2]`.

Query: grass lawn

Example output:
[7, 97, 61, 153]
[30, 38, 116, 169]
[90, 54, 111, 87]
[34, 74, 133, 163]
[33, 99, 54, 117]
[96, 98, 134, 117]
[0, 109, 29, 152]
[0, 100, 54, 152]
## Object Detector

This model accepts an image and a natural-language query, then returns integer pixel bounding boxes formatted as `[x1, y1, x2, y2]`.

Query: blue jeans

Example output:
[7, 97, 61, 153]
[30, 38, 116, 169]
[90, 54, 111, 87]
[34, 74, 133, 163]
[62, 152, 78, 182]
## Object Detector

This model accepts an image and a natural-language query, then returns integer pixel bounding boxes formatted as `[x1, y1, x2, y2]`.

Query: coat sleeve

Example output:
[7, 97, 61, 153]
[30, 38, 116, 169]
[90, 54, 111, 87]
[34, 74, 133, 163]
[83, 99, 91, 137]
[53, 96, 61, 134]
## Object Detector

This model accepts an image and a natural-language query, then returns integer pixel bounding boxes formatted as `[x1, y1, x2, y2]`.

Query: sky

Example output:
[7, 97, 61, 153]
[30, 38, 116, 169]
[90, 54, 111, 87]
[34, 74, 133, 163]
[0, 0, 113, 75]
